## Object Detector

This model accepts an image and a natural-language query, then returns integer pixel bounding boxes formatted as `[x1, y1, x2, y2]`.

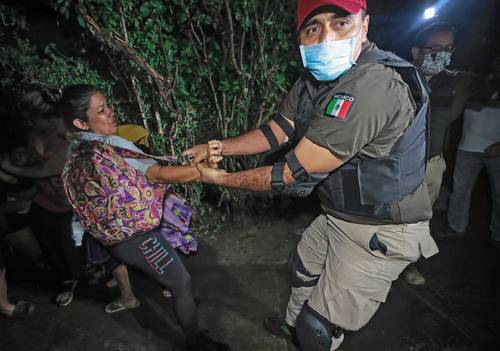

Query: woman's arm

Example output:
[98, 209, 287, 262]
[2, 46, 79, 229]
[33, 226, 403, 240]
[145, 164, 200, 184]
[1, 143, 66, 179]
[144, 140, 221, 183]
[0, 198, 31, 214]
[0, 158, 60, 179]
[0, 169, 19, 184]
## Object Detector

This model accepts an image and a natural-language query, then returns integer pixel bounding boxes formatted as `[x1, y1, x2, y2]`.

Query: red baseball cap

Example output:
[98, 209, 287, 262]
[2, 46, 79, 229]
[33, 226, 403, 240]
[297, 0, 367, 30]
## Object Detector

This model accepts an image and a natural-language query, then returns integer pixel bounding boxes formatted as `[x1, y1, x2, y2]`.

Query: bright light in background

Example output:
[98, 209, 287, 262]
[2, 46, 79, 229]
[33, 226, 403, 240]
[424, 7, 436, 19]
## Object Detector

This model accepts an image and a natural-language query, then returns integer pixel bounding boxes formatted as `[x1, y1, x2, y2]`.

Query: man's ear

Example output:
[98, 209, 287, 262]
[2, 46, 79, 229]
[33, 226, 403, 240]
[73, 119, 88, 131]
[411, 46, 421, 61]
[362, 14, 370, 42]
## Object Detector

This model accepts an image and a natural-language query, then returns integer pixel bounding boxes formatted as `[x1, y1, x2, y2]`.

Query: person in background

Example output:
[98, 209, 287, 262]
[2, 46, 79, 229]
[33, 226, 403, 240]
[0, 148, 42, 265]
[0, 168, 37, 319]
[404, 21, 489, 285]
[441, 56, 500, 250]
[0, 247, 35, 320]
[0, 92, 139, 312]
[0, 92, 85, 306]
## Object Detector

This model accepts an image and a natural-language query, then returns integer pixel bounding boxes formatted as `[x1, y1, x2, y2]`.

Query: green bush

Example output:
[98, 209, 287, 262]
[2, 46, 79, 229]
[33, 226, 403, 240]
[0, 0, 299, 221]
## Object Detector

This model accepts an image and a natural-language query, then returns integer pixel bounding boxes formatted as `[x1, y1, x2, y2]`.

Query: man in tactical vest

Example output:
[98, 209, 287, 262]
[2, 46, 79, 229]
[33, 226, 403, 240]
[186, 1, 439, 349]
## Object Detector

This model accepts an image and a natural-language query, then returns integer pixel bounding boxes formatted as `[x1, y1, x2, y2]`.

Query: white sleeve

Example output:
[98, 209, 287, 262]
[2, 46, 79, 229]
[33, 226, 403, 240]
[105, 135, 157, 174]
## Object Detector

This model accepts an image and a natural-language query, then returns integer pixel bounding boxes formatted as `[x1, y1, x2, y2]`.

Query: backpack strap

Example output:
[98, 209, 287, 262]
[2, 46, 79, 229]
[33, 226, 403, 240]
[75, 140, 190, 165]
[107, 144, 191, 165]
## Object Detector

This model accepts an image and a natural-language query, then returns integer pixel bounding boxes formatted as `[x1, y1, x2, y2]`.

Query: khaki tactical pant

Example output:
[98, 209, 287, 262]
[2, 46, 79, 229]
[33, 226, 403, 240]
[285, 214, 438, 349]
[424, 154, 446, 206]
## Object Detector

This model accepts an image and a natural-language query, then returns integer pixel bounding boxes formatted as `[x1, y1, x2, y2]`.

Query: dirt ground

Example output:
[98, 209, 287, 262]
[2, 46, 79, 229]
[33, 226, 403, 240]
[1, 183, 499, 351]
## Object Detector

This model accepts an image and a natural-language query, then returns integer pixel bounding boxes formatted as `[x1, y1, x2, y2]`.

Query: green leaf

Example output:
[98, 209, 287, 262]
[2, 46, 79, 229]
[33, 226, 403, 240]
[77, 16, 85, 28]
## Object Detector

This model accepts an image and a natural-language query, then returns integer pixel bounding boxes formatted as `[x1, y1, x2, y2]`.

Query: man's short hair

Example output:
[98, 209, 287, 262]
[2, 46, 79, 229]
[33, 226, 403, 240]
[414, 21, 455, 47]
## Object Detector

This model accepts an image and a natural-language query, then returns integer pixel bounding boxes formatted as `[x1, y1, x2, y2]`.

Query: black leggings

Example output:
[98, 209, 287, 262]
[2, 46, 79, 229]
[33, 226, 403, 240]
[109, 229, 197, 334]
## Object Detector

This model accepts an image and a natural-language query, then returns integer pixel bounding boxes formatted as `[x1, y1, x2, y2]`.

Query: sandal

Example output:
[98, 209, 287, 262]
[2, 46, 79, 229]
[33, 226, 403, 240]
[55, 279, 78, 307]
[162, 288, 172, 298]
[11, 300, 35, 320]
[105, 298, 141, 313]
[105, 277, 118, 288]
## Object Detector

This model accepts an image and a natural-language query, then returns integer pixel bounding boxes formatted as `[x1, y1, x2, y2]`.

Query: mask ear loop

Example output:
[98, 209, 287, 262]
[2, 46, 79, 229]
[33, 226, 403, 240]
[351, 27, 365, 66]
[299, 45, 308, 67]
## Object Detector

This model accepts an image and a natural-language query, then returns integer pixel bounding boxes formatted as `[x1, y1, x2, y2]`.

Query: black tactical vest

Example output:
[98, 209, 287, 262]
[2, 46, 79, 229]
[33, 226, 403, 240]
[295, 48, 430, 221]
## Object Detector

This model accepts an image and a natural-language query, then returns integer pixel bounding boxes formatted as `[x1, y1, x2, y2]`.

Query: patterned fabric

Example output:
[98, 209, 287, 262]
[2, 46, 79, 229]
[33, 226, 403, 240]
[62, 140, 166, 246]
[161, 192, 197, 254]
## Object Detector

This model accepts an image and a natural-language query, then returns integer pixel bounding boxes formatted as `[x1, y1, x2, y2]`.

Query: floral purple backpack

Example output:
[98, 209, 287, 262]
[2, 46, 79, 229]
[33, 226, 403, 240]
[62, 140, 197, 254]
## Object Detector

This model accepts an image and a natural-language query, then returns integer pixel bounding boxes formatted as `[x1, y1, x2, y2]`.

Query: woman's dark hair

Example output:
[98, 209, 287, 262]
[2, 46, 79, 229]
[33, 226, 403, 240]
[414, 21, 456, 48]
[19, 84, 100, 130]
[58, 84, 99, 129]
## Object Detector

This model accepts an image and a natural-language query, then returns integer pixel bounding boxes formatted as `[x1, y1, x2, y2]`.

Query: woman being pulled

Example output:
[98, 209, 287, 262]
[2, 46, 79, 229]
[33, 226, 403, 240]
[60, 84, 228, 351]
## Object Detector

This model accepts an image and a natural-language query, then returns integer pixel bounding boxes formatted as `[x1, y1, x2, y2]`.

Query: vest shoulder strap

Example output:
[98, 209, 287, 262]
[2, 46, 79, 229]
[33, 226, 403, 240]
[356, 48, 431, 96]
[356, 47, 431, 167]
[356, 48, 412, 68]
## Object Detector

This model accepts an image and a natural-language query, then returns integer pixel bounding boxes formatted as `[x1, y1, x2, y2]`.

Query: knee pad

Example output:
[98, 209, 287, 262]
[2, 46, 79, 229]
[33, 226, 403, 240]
[296, 303, 344, 351]
[289, 249, 320, 288]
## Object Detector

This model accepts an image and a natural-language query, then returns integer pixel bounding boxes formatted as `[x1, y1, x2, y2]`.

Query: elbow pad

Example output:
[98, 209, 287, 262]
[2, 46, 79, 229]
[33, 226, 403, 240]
[258, 114, 295, 150]
[271, 150, 329, 197]
[272, 114, 295, 141]
[259, 124, 279, 149]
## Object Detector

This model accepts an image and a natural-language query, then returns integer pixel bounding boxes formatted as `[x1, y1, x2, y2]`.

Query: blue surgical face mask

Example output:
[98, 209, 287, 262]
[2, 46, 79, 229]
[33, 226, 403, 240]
[300, 29, 362, 82]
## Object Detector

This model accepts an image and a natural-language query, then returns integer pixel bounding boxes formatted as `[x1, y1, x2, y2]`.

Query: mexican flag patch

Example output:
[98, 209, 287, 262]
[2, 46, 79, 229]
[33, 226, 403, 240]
[324, 93, 357, 120]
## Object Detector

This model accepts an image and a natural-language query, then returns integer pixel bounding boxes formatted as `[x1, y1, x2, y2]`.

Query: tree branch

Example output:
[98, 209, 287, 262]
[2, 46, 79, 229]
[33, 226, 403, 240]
[75, 2, 176, 113]
[223, 0, 242, 75]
